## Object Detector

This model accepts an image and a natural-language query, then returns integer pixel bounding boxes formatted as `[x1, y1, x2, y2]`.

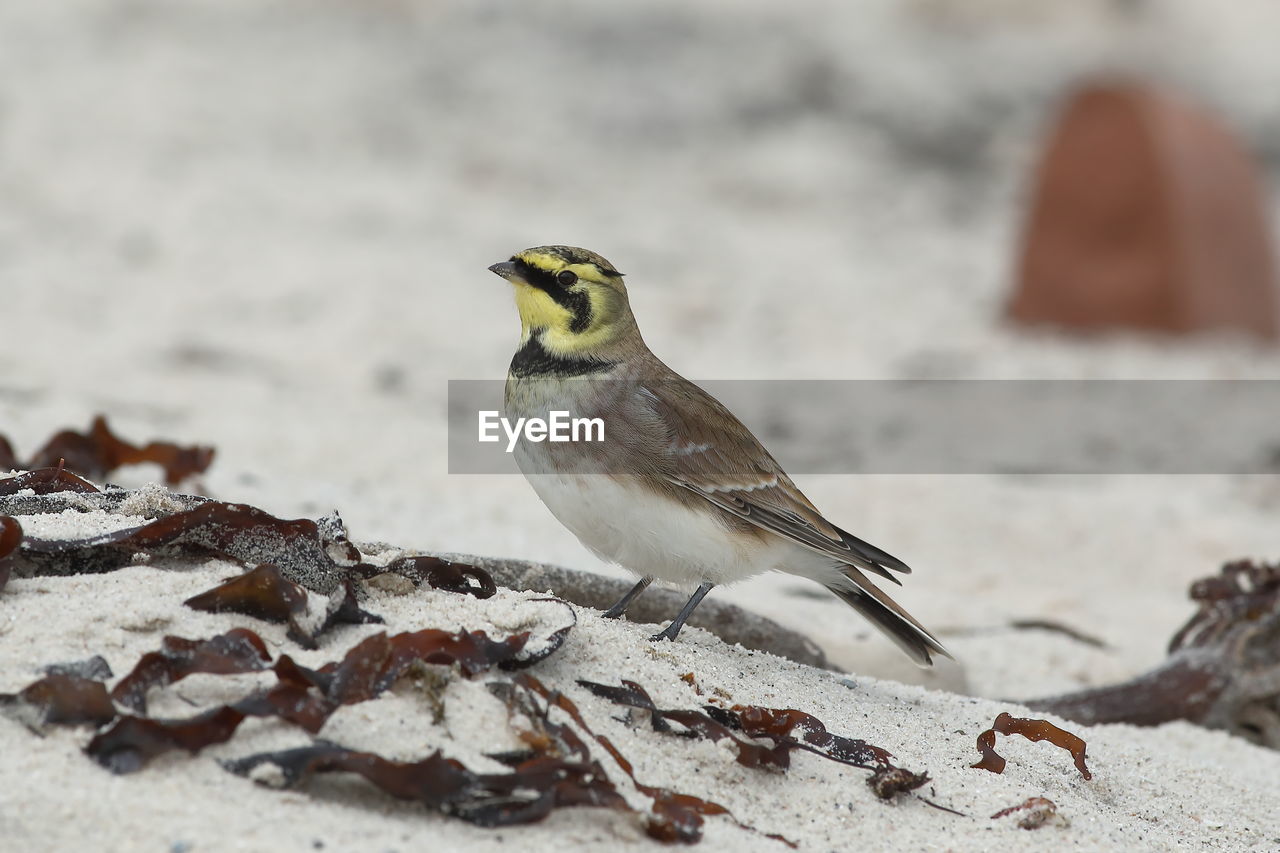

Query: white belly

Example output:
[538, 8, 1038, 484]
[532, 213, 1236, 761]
[516, 467, 793, 588]
[504, 376, 828, 589]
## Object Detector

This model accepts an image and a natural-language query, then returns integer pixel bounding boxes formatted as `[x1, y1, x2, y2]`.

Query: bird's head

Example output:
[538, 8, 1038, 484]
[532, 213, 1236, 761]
[488, 245, 636, 356]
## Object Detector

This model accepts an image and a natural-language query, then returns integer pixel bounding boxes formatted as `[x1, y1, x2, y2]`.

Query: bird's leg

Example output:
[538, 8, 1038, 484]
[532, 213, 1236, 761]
[601, 575, 654, 619]
[649, 582, 715, 642]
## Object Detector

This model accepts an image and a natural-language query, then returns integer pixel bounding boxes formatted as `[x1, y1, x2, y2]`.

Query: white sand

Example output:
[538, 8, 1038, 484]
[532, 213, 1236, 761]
[2, 0, 1280, 849]
[3, 555, 1278, 852]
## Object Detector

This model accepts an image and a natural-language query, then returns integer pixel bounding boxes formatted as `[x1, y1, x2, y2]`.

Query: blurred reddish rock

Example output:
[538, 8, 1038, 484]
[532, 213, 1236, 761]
[1008, 82, 1280, 340]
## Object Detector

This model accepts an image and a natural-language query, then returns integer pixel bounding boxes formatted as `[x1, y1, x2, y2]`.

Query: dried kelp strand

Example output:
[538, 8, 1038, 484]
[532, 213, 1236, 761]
[0, 515, 20, 593]
[19, 415, 214, 485]
[0, 467, 100, 496]
[89, 707, 247, 774]
[526, 676, 796, 846]
[0, 674, 117, 729]
[183, 564, 379, 649]
[111, 629, 273, 714]
[355, 555, 498, 599]
[224, 744, 624, 829]
[972, 712, 1092, 780]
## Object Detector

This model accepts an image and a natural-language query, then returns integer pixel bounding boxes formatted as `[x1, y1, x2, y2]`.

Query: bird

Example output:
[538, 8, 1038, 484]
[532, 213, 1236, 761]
[489, 245, 948, 665]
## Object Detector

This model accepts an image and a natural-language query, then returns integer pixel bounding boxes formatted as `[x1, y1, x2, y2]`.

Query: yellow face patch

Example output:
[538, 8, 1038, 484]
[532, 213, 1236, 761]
[505, 249, 628, 356]
[541, 292, 625, 355]
[512, 283, 573, 339]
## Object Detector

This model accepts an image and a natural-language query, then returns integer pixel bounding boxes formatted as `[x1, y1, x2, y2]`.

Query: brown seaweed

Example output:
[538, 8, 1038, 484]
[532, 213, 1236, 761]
[0, 465, 101, 496]
[0, 674, 117, 728]
[90, 707, 247, 774]
[971, 712, 1091, 780]
[719, 704, 895, 770]
[185, 564, 311, 625]
[0, 515, 19, 593]
[580, 679, 790, 770]
[111, 629, 272, 714]
[18, 415, 214, 485]
[72, 619, 625, 828]
[14, 610, 578, 773]
[0, 484, 516, 656]
[98, 503, 356, 568]
[220, 626, 552, 738]
[515, 676, 719, 843]
[2, 491, 375, 606]
[576, 677, 946, 831]
[9, 492, 501, 605]
[1025, 560, 1280, 747]
[315, 611, 575, 696]
[865, 765, 931, 800]
[230, 655, 339, 733]
[8, 610, 896, 844]
[514, 675, 794, 846]
[579, 679, 899, 775]
[225, 743, 628, 829]
[183, 565, 382, 649]
[15, 501, 357, 592]
[356, 555, 498, 599]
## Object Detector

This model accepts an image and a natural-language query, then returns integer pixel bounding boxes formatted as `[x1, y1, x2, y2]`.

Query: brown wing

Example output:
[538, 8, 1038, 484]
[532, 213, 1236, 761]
[641, 374, 911, 582]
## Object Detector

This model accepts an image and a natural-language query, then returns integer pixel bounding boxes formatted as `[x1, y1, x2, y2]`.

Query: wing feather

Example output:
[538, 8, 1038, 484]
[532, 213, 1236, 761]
[642, 375, 910, 582]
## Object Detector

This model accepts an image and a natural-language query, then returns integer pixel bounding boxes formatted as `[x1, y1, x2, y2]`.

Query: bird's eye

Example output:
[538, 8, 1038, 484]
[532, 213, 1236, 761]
[556, 270, 578, 286]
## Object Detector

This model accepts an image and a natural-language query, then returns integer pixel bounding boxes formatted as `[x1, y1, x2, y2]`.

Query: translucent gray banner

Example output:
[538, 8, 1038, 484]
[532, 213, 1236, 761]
[447, 379, 1280, 475]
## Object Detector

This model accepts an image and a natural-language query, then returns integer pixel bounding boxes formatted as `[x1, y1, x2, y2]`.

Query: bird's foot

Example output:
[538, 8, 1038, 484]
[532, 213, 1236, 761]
[645, 581, 714, 643]
[600, 576, 653, 620]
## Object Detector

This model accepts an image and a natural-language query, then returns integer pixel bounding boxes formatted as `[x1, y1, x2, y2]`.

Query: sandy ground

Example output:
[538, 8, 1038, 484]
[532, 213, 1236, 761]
[2, 0, 1280, 850]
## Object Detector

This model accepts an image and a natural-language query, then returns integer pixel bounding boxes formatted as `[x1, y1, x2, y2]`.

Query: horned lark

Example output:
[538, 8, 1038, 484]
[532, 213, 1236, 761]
[489, 246, 948, 665]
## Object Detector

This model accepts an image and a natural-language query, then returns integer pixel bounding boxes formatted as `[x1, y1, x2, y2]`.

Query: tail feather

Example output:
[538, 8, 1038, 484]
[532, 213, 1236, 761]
[827, 570, 950, 667]
[832, 523, 912, 579]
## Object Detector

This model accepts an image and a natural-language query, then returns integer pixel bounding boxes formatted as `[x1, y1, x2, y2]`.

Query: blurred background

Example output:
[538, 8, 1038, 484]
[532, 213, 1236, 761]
[2, 0, 1278, 691]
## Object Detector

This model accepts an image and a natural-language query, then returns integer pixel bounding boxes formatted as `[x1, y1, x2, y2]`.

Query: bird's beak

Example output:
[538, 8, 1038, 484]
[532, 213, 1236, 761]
[488, 261, 520, 282]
